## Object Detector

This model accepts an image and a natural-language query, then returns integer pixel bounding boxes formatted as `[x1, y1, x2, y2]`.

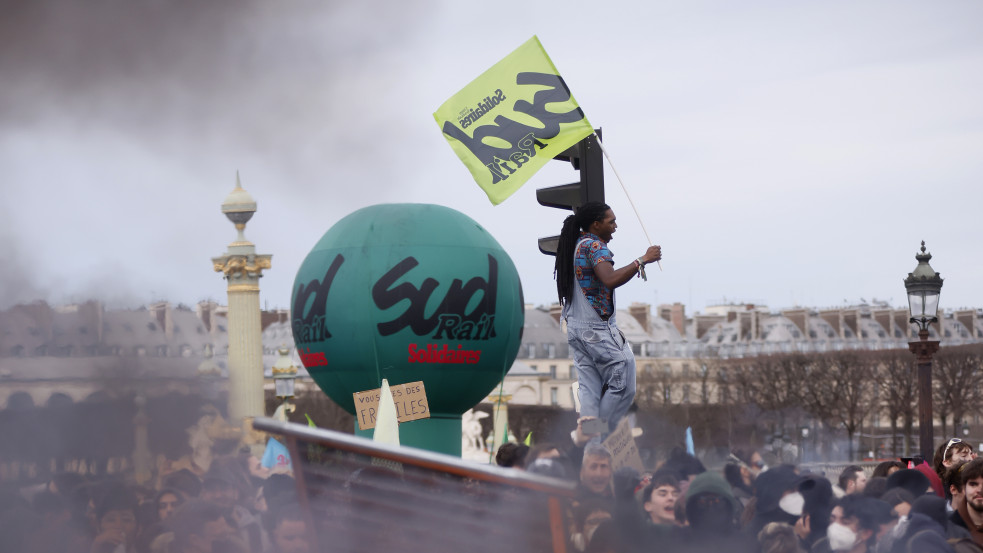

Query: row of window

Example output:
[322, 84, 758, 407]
[16, 322, 216, 337]
[3, 344, 211, 358]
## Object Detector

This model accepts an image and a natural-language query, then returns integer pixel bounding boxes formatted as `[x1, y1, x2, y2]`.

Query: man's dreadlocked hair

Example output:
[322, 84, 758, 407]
[554, 201, 612, 306]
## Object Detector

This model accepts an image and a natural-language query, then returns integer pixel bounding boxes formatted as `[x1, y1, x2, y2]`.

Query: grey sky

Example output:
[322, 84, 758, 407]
[3, 0, 981, 314]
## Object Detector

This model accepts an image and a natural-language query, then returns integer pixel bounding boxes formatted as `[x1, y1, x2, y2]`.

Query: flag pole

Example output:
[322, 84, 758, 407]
[593, 133, 662, 271]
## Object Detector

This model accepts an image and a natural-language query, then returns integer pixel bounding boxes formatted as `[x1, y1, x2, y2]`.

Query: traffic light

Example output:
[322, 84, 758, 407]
[536, 129, 604, 255]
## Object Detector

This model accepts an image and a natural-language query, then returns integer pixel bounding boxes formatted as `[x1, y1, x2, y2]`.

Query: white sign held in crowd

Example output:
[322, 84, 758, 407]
[602, 417, 644, 473]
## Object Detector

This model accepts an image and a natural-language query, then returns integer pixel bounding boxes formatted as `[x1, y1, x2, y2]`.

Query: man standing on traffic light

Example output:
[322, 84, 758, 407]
[555, 201, 662, 434]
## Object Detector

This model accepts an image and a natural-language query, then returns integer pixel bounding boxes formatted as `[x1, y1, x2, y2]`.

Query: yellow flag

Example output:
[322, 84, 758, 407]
[434, 36, 593, 205]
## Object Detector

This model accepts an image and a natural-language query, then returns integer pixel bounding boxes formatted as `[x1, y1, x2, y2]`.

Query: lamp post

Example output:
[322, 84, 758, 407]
[800, 425, 810, 463]
[272, 346, 299, 422]
[904, 241, 943, 463]
[962, 421, 970, 438]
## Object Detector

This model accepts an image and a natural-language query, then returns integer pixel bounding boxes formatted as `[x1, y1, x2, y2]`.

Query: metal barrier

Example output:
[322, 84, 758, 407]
[252, 418, 575, 553]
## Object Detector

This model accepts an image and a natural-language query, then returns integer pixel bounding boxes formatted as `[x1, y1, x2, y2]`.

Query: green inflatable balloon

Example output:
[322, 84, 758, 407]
[291, 204, 523, 452]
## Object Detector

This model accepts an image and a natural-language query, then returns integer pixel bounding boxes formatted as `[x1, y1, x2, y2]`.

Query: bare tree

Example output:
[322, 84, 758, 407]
[802, 351, 874, 461]
[932, 344, 983, 439]
[633, 362, 664, 410]
[693, 354, 719, 447]
[729, 353, 806, 431]
[879, 349, 917, 456]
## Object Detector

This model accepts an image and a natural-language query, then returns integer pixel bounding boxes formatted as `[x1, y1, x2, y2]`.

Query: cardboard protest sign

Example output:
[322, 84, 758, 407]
[602, 417, 644, 473]
[353, 381, 430, 430]
[434, 36, 593, 205]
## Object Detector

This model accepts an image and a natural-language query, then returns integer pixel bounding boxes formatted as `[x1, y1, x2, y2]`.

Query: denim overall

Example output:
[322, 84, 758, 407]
[563, 239, 637, 432]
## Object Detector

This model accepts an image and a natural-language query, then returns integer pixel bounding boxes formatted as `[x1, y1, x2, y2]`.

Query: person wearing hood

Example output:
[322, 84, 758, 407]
[749, 466, 806, 536]
[796, 474, 835, 551]
[872, 489, 915, 553]
[894, 495, 978, 553]
[669, 472, 757, 553]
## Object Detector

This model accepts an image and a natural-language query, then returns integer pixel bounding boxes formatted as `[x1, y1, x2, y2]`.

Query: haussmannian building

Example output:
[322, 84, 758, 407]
[503, 300, 983, 411]
[2, 298, 982, 420]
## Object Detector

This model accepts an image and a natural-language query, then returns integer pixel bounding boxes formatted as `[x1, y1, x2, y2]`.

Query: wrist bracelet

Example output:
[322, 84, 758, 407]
[635, 257, 647, 281]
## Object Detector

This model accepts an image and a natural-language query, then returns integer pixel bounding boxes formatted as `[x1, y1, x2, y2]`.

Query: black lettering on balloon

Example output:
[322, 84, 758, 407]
[373, 255, 498, 339]
[291, 254, 344, 345]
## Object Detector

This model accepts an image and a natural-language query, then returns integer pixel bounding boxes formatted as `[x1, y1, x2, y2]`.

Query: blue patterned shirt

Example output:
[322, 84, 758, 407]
[574, 232, 614, 318]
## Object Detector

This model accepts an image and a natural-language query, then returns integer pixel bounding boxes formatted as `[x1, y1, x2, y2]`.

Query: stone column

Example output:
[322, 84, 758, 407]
[132, 396, 152, 485]
[489, 392, 513, 451]
[212, 174, 272, 424]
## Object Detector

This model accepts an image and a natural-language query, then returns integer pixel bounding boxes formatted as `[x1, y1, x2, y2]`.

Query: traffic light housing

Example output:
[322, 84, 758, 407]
[536, 129, 604, 255]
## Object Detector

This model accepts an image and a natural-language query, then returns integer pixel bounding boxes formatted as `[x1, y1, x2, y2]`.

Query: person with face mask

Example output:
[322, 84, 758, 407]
[749, 466, 806, 537]
[815, 495, 887, 553]
[795, 474, 835, 551]
[668, 472, 758, 553]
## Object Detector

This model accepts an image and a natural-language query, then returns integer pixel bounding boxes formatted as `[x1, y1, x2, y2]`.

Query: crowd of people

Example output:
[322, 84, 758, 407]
[497, 419, 983, 553]
[0, 451, 311, 553]
[6, 422, 983, 553]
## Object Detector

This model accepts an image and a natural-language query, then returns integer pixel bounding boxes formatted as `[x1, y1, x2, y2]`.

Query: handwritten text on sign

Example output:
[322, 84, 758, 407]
[353, 381, 430, 430]
[602, 417, 644, 473]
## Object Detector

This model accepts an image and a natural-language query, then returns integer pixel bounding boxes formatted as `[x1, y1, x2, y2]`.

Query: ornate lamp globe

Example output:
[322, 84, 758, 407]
[221, 172, 257, 228]
[904, 241, 944, 332]
[272, 345, 298, 399]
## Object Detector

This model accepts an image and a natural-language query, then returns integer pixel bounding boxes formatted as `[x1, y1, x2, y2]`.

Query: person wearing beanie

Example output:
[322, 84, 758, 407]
[880, 488, 915, 518]
[885, 469, 932, 500]
[874, 489, 916, 553]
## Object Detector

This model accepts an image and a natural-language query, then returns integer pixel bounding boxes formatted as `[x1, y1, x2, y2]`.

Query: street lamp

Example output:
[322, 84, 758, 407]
[272, 345, 299, 422]
[800, 425, 810, 463]
[962, 421, 970, 438]
[904, 241, 943, 462]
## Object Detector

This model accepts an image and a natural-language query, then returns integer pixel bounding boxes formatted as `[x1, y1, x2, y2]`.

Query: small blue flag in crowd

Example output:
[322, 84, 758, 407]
[261, 437, 292, 470]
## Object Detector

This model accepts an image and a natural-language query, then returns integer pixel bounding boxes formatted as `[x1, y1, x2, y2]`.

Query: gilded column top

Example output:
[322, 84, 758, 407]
[212, 254, 272, 281]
